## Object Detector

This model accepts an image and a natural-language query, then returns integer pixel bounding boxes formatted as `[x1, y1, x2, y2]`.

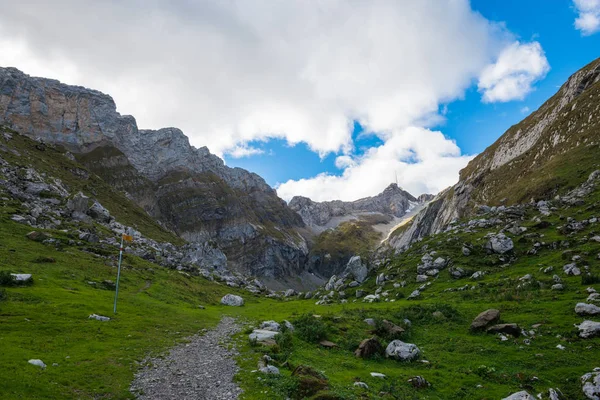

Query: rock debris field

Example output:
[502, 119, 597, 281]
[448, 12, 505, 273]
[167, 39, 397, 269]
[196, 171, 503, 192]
[130, 317, 242, 399]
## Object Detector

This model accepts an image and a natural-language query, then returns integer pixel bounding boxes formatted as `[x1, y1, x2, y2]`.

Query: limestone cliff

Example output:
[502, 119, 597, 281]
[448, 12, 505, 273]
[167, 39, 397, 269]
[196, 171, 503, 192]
[389, 57, 600, 251]
[0, 67, 307, 278]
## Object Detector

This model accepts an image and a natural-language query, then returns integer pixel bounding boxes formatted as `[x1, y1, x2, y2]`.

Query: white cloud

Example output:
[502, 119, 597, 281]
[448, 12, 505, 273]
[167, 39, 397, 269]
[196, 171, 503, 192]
[228, 145, 264, 158]
[574, 0, 600, 35]
[520, 106, 530, 114]
[277, 127, 474, 202]
[478, 41, 550, 103]
[0, 1, 548, 201]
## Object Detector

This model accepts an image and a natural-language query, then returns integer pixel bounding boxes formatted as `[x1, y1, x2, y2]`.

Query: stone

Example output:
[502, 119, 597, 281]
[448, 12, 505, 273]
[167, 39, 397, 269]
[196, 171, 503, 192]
[354, 382, 369, 389]
[28, 359, 46, 368]
[575, 303, 600, 316]
[363, 294, 380, 303]
[408, 376, 430, 389]
[385, 340, 420, 361]
[259, 321, 281, 332]
[348, 281, 359, 287]
[502, 391, 535, 400]
[471, 271, 485, 280]
[10, 273, 32, 282]
[486, 323, 521, 337]
[354, 337, 384, 358]
[376, 273, 385, 286]
[355, 289, 365, 298]
[576, 321, 600, 339]
[462, 246, 471, 256]
[87, 201, 111, 223]
[581, 368, 600, 399]
[220, 294, 244, 306]
[284, 289, 296, 297]
[67, 192, 90, 213]
[370, 372, 386, 378]
[416, 274, 428, 282]
[470, 309, 500, 330]
[364, 318, 376, 326]
[407, 290, 420, 299]
[380, 319, 405, 336]
[26, 231, 50, 242]
[249, 329, 278, 342]
[283, 320, 294, 332]
[259, 365, 280, 375]
[343, 256, 368, 283]
[485, 233, 514, 254]
[564, 263, 581, 276]
[89, 314, 110, 322]
[552, 284, 565, 291]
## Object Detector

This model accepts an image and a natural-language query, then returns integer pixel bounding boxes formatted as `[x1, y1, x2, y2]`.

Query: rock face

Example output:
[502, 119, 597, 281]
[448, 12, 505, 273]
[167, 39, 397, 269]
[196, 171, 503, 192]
[576, 321, 600, 338]
[289, 183, 425, 228]
[581, 368, 600, 399]
[342, 256, 368, 283]
[0, 67, 308, 280]
[388, 58, 600, 251]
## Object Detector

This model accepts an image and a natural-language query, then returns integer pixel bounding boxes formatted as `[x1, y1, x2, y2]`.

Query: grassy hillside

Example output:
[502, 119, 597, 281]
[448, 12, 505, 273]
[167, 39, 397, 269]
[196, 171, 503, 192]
[233, 181, 600, 399]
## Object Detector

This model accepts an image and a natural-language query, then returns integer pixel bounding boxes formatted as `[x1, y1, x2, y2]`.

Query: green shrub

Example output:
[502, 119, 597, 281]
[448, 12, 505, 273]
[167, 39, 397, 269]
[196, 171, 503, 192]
[0, 271, 15, 286]
[293, 314, 327, 343]
[0, 288, 6, 301]
[582, 273, 600, 285]
[32, 256, 56, 263]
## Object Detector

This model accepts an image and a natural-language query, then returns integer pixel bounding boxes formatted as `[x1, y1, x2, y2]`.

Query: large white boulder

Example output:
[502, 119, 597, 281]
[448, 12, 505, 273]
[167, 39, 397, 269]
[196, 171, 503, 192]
[385, 340, 420, 361]
[220, 294, 244, 306]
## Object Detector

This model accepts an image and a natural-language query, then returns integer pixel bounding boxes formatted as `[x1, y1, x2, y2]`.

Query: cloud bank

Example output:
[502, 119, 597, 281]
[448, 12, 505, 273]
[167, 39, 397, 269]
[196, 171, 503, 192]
[0, 0, 548, 201]
[574, 0, 600, 35]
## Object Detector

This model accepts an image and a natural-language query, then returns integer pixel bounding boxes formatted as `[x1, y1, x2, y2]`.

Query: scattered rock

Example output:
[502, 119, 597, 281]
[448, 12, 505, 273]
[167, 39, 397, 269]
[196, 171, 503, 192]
[370, 372, 386, 379]
[249, 329, 278, 342]
[576, 321, 600, 339]
[581, 368, 600, 399]
[89, 314, 110, 322]
[343, 256, 368, 283]
[502, 391, 535, 400]
[408, 376, 430, 389]
[385, 340, 420, 361]
[26, 231, 50, 242]
[485, 233, 514, 254]
[354, 337, 384, 358]
[486, 323, 521, 337]
[379, 319, 405, 337]
[319, 340, 337, 349]
[354, 382, 368, 389]
[87, 201, 111, 223]
[11, 273, 32, 282]
[259, 365, 280, 375]
[575, 303, 600, 316]
[28, 359, 46, 368]
[564, 263, 581, 276]
[470, 309, 500, 331]
[259, 321, 281, 332]
[220, 294, 244, 306]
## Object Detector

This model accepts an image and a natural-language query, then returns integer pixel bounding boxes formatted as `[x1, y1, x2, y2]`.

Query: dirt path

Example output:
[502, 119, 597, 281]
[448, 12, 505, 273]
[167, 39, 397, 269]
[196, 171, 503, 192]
[130, 317, 243, 400]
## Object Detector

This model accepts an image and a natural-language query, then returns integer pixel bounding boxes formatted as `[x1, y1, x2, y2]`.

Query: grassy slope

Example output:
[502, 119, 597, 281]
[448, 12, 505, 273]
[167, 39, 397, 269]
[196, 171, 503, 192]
[234, 186, 600, 399]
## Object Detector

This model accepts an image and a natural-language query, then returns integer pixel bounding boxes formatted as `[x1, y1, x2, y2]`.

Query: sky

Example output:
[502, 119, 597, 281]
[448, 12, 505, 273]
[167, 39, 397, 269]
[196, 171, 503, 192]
[0, 1, 598, 202]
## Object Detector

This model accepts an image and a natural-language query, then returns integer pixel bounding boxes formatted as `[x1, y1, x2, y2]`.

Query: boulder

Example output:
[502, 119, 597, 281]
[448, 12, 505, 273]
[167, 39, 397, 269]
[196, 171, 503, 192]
[363, 294, 380, 303]
[355, 289, 365, 298]
[376, 273, 385, 286]
[249, 329, 278, 342]
[370, 372, 386, 378]
[28, 359, 46, 368]
[408, 376, 430, 389]
[581, 368, 600, 399]
[433, 257, 448, 269]
[260, 321, 281, 332]
[485, 233, 514, 254]
[67, 192, 89, 213]
[284, 289, 296, 297]
[380, 320, 405, 337]
[576, 321, 600, 339]
[87, 201, 111, 223]
[259, 365, 280, 375]
[502, 391, 535, 400]
[385, 340, 420, 361]
[344, 256, 368, 283]
[220, 294, 244, 306]
[89, 314, 110, 322]
[354, 337, 384, 358]
[354, 382, 369, 389]
[26, 231, 50, 242]
[470, 309, 500, 331]
[11, 273, 32, 282]
[486, 323, 521, 337]
[564, 263, 581, 276]
[575, 303, 600, 316]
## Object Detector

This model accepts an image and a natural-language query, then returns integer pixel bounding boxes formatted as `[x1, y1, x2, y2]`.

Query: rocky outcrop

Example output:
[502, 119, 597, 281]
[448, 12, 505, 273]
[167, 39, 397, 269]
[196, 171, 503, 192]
[388, 57, 600, 251]
[0, 67, 307, 280]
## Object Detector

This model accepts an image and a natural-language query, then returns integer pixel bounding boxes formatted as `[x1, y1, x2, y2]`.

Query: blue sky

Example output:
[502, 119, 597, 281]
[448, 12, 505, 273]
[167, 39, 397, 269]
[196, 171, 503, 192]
[225, 0, 599, 191]
[1, 1, 598, 202]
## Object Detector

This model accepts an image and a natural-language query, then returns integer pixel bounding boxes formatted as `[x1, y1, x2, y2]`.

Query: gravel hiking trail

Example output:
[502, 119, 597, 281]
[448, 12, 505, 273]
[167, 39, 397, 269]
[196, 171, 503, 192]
[130, 317, 243, 399]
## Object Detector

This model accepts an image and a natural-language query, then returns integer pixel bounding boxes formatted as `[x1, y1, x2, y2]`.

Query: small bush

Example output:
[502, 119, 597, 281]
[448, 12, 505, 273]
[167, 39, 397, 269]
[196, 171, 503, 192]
[0, 271, 15, 286]
[0, 288, 6, 301]
[275, 330, 294, 355]
[293, 314, 327, 343]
